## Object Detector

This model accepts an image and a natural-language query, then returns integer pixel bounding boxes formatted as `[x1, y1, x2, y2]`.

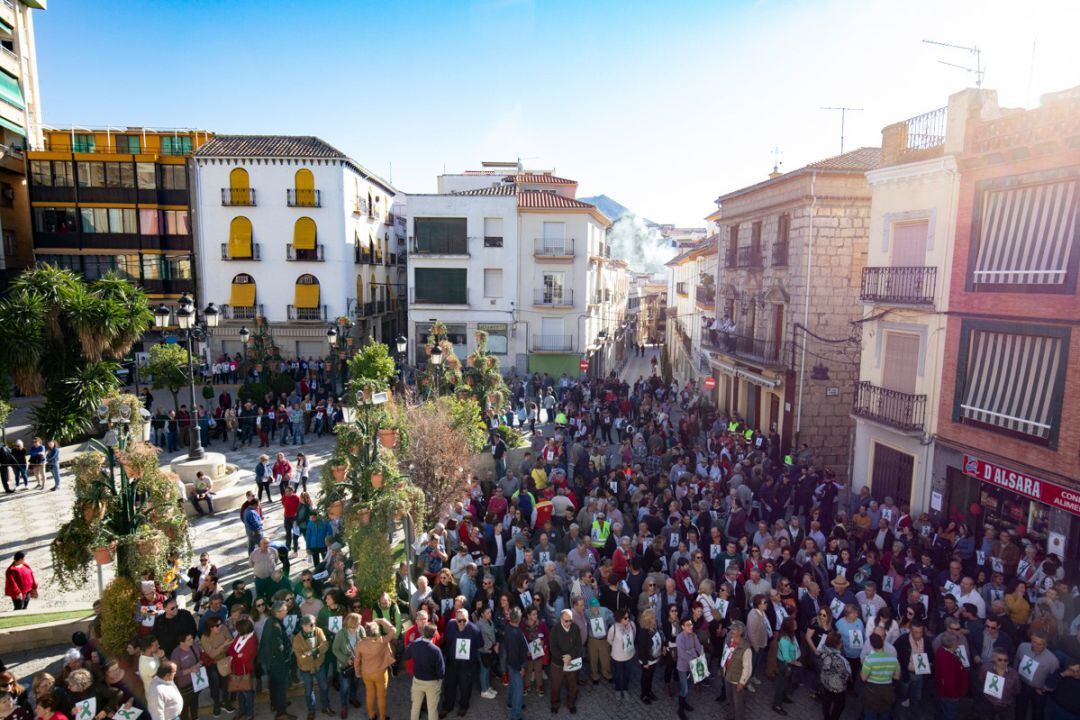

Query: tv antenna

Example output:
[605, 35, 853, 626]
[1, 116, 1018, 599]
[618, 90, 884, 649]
[923, 39, 984, 88]
[819, 106, 863, 154]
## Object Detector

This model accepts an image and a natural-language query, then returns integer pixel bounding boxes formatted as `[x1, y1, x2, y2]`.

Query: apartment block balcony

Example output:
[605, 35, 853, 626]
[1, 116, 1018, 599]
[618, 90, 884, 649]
[534, 237, 576, 258]
[141, 278, 194, 295]
[222, 304, 263, 321]
[286, 244, 325, 261]
[287, 189, 321, 207]
[860, 266, 936, 306]
[696, 286, 715, 307]
[221, 188, 256, 206]
[409, 236, 470, 256]
[881, 106, 947, 166]
[532, 334, 574, 352]
[287, 304, 328, 322]
[533, 288, 574, 307]
[703, 331, 789, 368]
[852, 381, 926, 432]
[220, 242, 261, 261]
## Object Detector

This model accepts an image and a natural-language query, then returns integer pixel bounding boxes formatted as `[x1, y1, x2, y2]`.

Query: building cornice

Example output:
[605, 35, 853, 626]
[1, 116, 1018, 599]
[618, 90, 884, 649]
[867, 155, 958, 186]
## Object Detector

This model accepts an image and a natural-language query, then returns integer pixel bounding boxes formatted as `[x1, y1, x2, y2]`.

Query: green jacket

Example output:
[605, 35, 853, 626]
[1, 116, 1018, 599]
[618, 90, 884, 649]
[258, 618, 294, 677]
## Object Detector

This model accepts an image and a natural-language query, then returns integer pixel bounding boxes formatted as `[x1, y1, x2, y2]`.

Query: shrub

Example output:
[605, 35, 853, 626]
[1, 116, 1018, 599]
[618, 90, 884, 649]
[201, 384, 214, 400]
[271, 373, 295, 396]
[99, 577, 138, 655]
[345, 519, 395, 608]
[494, 424, 525, 448]
[239, 382, 269, 403]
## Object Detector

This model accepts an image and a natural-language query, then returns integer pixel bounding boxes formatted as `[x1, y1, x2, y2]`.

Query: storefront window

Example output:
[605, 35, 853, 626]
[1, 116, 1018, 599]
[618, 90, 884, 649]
[478, 323, 508, 355]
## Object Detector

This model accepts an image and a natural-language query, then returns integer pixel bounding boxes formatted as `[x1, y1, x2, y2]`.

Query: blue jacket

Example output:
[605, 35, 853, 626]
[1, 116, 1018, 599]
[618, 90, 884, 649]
[242, 506, 263, 533]
[305, 519, 332, 550]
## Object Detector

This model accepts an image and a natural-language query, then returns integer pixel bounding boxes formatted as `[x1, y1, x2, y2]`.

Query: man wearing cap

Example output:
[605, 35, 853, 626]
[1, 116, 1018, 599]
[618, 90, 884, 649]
[824, 575, 857, 613]
[584, 597, 614, 685]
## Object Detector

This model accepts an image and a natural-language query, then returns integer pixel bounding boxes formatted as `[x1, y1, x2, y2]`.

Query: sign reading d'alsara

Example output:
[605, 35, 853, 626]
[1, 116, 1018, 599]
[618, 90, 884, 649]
[963, 455, 1080, 518]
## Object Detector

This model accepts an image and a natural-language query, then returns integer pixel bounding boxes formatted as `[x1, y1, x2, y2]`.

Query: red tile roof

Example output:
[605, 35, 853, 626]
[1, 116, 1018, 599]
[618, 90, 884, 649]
[517, 190, 595, 209]
[505, 173, 577, 185]
[194, 135, 347, 158]
[805, 147, 882, 171]
[452, 186, 517, 196]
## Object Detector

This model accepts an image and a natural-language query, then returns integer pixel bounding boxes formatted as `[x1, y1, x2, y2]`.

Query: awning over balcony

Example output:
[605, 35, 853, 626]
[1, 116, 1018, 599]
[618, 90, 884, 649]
[710, 359, 782, 389]
[972, 178, 1077, 286]
[960, 329, 1062, 439]
[294, 282, 320, 309]
[230, 282, 255, 308]
[0, 69, 24, 110]
[0, 115, 24, 137]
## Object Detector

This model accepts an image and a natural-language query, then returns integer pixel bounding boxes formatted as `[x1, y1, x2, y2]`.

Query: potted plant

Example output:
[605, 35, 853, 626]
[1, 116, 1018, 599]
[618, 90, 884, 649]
[377, 427, 399, 449]
[93, 542, 117, 566]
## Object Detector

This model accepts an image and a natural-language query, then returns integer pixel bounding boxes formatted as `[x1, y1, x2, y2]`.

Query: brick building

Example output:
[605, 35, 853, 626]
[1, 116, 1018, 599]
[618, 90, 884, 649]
[931, 86, 1080, 558]
[704, 149, 879, 476]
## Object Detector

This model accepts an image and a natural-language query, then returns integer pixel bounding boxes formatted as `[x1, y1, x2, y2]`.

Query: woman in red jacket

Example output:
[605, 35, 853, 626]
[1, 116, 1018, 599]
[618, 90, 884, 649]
[227, 617, 258, 720]
[4, 552, 37, 610]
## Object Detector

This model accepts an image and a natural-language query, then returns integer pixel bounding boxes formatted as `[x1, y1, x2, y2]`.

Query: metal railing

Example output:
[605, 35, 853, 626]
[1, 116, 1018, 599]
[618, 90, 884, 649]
[353, 199, 370, 215]
[725, 248, 738, 268]
[533, 288, 574, 307]
[737, 246, 763, 268]
[221, 188, 256, 206]
[354, 246, 374, 264]
[852, 381, 926, 432]
[903, 106, 947, 150]
[772, 243, 789, 267]
[220, 242, 261, 260]
[222, 304, 263, 321]
[534, 237, 575, 256]
[286, 244, 325, 261]
[287, 304, 327, 321]
[703, 331, 788, 366]
[860, 266, 936, 305]
[376, 300, 386, 314]
[287, 189, 321, 207]
[696, 287, 715, 305]
[532, 334, 574, 352]
[409, 236, 469, 255]
[396, 250, 407, 265]
[484, 236, 504, 248]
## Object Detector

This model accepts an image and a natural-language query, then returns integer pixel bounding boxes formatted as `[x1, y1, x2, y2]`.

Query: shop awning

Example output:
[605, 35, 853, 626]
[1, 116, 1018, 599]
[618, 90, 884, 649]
[0, 70, 24, 110]
[294, 282, 320, 308]
[0, 115, 24, 137]
[710, 358, 782, 389]
[972, 179, 1077, 287]
[230, 282, 255, 308]
[959, 329, 1062, 440]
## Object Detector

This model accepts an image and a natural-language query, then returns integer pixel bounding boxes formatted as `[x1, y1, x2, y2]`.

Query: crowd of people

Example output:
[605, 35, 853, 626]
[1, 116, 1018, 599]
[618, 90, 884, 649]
[3, 359, 1079, 720]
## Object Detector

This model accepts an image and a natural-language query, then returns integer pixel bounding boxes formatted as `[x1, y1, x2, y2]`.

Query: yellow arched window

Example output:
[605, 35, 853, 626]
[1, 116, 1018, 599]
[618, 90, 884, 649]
[368, 273, 377, 304]
[356, 274, 364, 304]
[230, 273, 255, 308]
[372, 233, 381, 262]
[228, 216, 253, 258]
[294, 273, 320, 309]
[228, 168, 250, 205]
[294, 168, 315, 206]
[293, 217, 316, 250]
[382, 234, 389, 264]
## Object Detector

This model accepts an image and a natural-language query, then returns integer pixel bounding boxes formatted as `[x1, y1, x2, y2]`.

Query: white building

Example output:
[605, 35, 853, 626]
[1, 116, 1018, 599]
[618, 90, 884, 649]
[192, 135, 403, 359]
[406, 165, 627, 377]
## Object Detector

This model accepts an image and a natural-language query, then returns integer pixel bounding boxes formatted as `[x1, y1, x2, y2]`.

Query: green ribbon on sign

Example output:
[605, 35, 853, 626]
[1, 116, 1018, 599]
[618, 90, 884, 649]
[989, 675, 1000, 691]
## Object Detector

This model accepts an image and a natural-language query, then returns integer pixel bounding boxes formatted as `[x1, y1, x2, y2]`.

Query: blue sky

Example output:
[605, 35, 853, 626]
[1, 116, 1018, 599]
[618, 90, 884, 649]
[34, 0, 1078, 225]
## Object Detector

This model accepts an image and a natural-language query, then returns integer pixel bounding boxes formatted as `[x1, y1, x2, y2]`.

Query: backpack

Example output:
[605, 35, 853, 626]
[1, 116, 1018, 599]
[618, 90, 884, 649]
[820, 649, 851, 693]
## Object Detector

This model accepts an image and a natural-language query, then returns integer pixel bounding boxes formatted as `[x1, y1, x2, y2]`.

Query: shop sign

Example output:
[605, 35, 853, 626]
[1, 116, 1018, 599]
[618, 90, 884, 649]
[963, 455, 1080, 518]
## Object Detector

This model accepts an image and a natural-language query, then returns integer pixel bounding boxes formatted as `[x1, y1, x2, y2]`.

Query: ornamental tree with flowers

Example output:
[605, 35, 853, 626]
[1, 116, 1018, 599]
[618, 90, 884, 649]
[417, 322, 510, 412]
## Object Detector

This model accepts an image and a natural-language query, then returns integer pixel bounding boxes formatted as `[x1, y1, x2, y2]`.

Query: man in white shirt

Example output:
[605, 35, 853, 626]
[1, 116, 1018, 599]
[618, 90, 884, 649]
[956, 576, 987, 618]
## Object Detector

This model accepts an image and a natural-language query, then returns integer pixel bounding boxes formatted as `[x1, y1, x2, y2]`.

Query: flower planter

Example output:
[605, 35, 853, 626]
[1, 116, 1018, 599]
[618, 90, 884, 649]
[134, 534, 163, 558]
[377, 428, 399, 449]
[330, 464, 348, 482]
[92, 544, 116, 566]
[371, 473, 383, 489]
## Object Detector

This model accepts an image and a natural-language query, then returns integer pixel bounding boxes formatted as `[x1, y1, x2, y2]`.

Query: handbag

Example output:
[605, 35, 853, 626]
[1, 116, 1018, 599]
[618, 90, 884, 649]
[228, 674, 253, 692]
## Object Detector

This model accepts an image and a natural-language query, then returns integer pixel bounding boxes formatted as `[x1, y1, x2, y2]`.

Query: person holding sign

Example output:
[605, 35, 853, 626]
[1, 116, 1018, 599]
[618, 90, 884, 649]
[976, 649, 1020, 720]
[354, 618, 397, 720]
[437, 610, 478, 719]
[520, 606, 549, 697]
[548, 609, 583, 715]
[634, 608, 663, 704]
[835, 604, 865, 684]
[168, 633, 201, 720]
[606, 610, 637, 700]
[291, 615, 331, 720]
[933, 634, 968, 720]
[771, 617, 801, 715]
[894, 620, 931, 715]
[721, 621, 752, 720]
[584, 598, 614, 685]
[500, 608, 529, 720]
[674, 615, 704, 720]
[1014, 632, 1060, 720]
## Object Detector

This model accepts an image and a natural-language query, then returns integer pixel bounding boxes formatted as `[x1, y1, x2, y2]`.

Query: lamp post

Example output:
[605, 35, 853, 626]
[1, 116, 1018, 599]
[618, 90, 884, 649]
[238, 326, 250, 387]
[430, 345, 443, 397]
[155, 295, 218, 461]
[395, 334, 408, 394]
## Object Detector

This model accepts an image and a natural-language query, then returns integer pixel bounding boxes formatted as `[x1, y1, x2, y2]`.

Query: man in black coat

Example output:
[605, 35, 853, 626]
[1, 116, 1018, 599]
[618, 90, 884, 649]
[152, 598, 197, 657]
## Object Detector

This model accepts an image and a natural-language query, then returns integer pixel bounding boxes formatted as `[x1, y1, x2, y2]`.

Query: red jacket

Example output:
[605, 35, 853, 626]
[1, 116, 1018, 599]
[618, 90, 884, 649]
[4, 562, 36, 599]
[228, 634, 258, 676]
[933, 646, 969, 699]
[272, 459, 293, 482]
[281, 494, 300, 520]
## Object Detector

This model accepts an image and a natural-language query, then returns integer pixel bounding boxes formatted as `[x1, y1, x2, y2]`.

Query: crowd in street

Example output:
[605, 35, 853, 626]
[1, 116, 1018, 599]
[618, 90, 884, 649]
[3, 361, 1080, 720]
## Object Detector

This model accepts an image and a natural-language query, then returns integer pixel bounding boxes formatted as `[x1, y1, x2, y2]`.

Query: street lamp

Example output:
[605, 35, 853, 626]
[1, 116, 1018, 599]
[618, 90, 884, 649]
[157, 294, 218, 461]
[238, 326, 250, 386]
[394, 335, 408, 393]
[430, 345, 443, 397]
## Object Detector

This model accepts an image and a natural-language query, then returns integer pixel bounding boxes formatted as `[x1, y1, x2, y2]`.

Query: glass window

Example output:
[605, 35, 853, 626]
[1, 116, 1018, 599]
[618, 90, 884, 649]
[160, 136, 192, 156]
[53, 161, 73, 187]
[115, 135, 140, 154]
[139, 208, 159, 235]
[77, 162, 105, 188]
[80, 207, 105, 234]
[104, 163, 123, 188]
[36, 254, 80, 272]
[141, 254, 163, 280]
[162, 210, 189, 235]
[34, 207, 77, 233]
[136, 163, 156, 189]
[30, 160, 50, 186]
[72, 134, 95, 153]
[165, 255, 192, 279]
[161, 165, 187, 190]
[478, 323, 508, 355]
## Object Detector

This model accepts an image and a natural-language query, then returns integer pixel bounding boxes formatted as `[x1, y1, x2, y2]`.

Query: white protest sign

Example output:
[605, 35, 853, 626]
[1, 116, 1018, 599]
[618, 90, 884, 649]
[73, 699, 96, 720]
[114, 708, 142, 720]
[954, 645, 970, 668]
[529, 638, 545, 660]
[455, 638, 471, 660]
[1019, 656, 1040, 683]
[689, 655, 709, 684]
[328, 616, 343, 633]
[191, 666, 209, 693]
[590, 617, 606, 638]
[984, 671, 1005, 699]
[882, 576, 894, 593]
[913, 652, 931, 676]
[830, 597, 845, 619]
[564, 657, 582, 672]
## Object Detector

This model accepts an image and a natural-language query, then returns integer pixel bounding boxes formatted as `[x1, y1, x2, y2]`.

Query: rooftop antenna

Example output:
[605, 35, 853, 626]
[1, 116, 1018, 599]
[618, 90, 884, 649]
[923, 39, 984, 88]
[819, 106, 863, 155]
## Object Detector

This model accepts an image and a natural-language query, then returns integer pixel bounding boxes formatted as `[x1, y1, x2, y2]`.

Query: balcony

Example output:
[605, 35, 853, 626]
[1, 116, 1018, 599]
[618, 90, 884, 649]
[703, 331, 789, 367]
[222, 304, 263, 321]
[409, 236, 469, 256]
[696, 286, 715, 306]
[141, 278, 193, 295]
[396, 250, 406, 265]
[364, 301, 375, 316]
[484, 236, 504, 248]
[287, 189, 321, 207]
[882, 106, 947, 165]
[533, 288, 574, 307]
[737, 246, 763, 268]
[354, 245, 374, 264]
[221, 188, 256, 206]
[286, 244, 324, 261]
[725, 248, 738, 268]
[852, 381, 926, 432]
[534, 237, 575, 258]
[287, 305, 327, 322]
[220, 242, 261, 261]
[0, 46, 17, 79]
[532, 334, 574, 352]
[772, 243, 789, 267]
[860, 266, 936, 306]
[353, 198, 370, 216]
[376, 300, 386, 314]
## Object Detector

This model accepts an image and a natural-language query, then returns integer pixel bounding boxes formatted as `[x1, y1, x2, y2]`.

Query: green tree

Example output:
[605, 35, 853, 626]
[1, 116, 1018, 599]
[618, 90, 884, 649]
[0, 266, 152, 442]
[416, 324, 509, 413]
[145, 343, 191, 413]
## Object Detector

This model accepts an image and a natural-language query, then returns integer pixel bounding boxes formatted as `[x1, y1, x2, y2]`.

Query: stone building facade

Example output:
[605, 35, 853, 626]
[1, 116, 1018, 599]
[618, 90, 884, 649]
[704, 148, 879, 477]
